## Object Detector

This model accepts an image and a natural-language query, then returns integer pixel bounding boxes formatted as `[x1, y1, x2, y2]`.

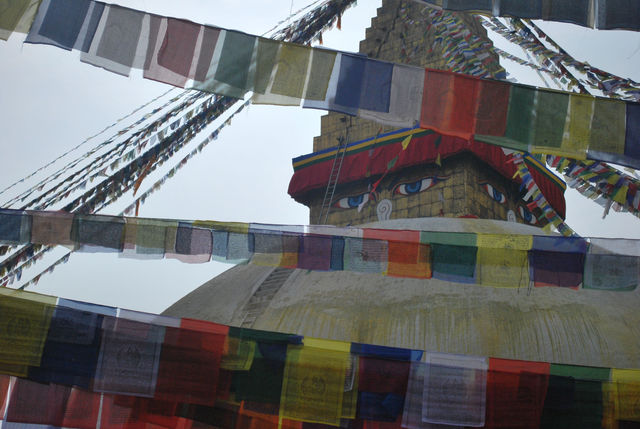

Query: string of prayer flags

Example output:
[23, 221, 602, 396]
[0, 289, 635, 427]
[7, 0, 640, 168]
[3, 208, 640, 292]
[548, 155, 640, 218]
[415, 0, 640, 31]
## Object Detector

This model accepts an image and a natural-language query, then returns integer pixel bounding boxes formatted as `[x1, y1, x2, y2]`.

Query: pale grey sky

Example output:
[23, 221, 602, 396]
[0, 1, 639, 313]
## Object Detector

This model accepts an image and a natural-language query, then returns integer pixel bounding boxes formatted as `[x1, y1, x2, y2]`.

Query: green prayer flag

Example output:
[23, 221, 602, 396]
[503, 85, 537, 150]
[533, 90, 569, 150]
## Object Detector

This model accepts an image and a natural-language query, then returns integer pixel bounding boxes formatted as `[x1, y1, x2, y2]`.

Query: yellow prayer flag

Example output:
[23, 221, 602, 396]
[613, 185, 629, 205]
[0, 289, 56, 368]
[271, 43, 312, 98]
[280, 344, 350, 426]
[613, 369, 640, 421]
[401, 135, 412, 150]
[476, 247, 530, 288]
[476, 234, 533, 250]
[556, 94, 593, 159]
[589, 98, 627, 156]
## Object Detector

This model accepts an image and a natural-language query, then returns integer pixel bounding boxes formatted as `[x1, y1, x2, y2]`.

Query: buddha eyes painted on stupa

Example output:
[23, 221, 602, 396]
[332, 175, 450, 211]
[392, 176, 448, 196]
[518, 205, 537, 225]
[480, 182, 506, 204]
[334, 192, 370, 209]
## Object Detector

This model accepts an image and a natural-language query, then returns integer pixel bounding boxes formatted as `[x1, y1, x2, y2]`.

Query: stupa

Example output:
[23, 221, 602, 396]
[164, 0, 640, 370]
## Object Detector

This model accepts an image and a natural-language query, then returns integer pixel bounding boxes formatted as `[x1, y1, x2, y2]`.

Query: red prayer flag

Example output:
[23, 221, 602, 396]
[154, 324, 226, 406]
[63, 388, 101, 429]
[358, 356, 410, 395]
[420, 70, 480, 139]
[486, 358, 550, 429]
[6, 378, 71, 426]
[476, 79, 510, 136]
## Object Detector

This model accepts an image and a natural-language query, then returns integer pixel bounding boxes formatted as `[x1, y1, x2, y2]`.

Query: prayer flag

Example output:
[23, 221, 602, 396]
[0, 0, 39, 40]
[358, 355, 410, 421]
[144, 17, 201, 87]
[475, 79, 510, 136]
[28, 304, 104, 388]
[94, 317, 165, 397]
[540, 364, 610, 429]
[422, 232, 477, 282]
[6, 378, 71, 427]
[80, 4, 147, 76]
[280, 341, 350, 426]
[588, 98, 628, 165]
[422, 352, 488, 427]
[332, 53, 393, 115]
[305, 48, 338, 101]
[531, 90, 570, 155]
[0, 209, 31, 244]
[73, 214, 124, 252]
[486, 358, 550, 429]
[556, 94, 593, 159]
[25, 0, 91, 50]
[613, 369, 640, 422]
[531, 236, 587, 289]
[253, 37, 280, 95]
[421, 69, 480, 139]
[476, 234, 532, 288]
[0, 290, 55, 372]
[598, 0, 640, 30]
[30, 210, 74, 246]
[62, 388, 102, 429]
[231, 327, 302, 405]
[271, 43, 312, 99]
[584, 238, 640, 291]
[298, 234, 333, 271]
[193, 29, 257, 99]
[344, 237, 388, 274]
[543, 0, 591, 27]
[154, 322, 227, 406]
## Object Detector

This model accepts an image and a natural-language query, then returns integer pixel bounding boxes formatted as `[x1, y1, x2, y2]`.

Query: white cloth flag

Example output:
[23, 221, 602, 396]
[422, 352, 488, 427]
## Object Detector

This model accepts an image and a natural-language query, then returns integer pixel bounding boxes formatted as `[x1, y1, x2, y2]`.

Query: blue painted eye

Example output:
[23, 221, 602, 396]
[481, 183, 506, 204]
[518, 206, 537, 224]
[394, 177, 444, 196]
[334, 192, 369, 209]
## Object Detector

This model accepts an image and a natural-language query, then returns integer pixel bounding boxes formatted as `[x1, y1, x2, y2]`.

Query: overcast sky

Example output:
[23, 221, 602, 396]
[0, 1, 639, 313]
